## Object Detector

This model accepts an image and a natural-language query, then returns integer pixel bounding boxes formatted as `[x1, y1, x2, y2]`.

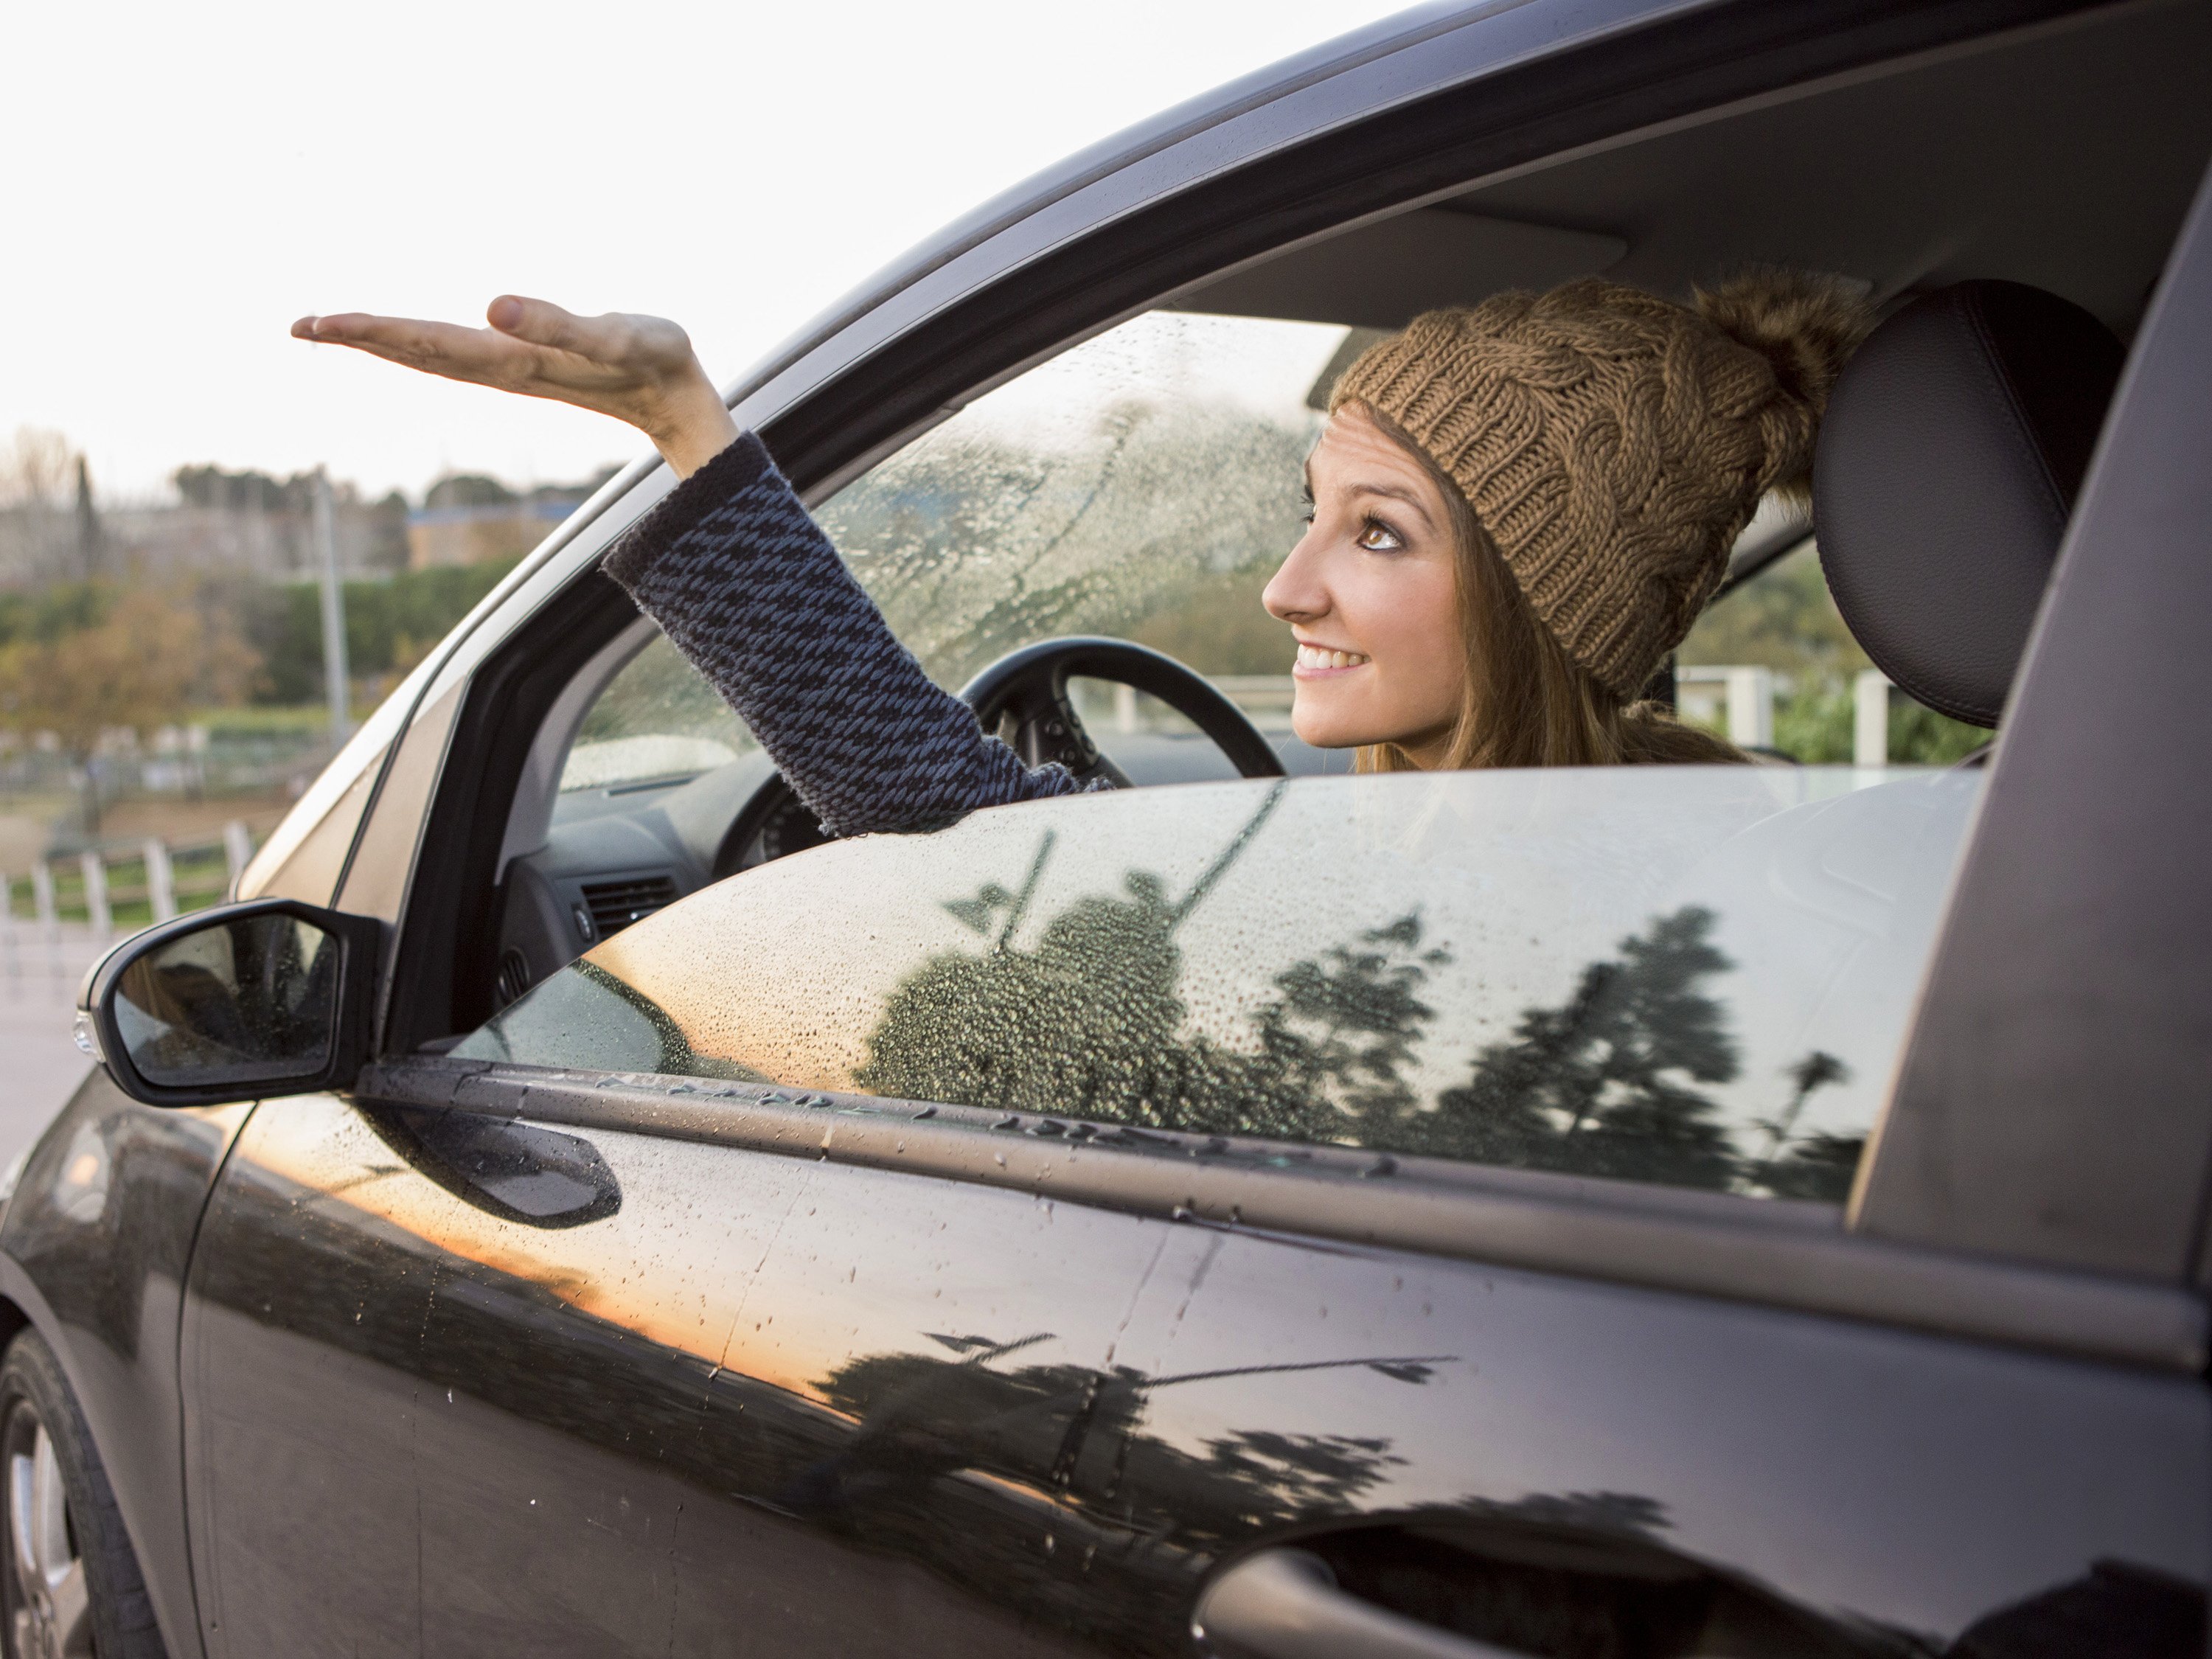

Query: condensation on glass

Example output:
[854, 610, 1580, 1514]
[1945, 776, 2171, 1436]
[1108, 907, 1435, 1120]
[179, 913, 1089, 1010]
[458, 766, 1984, 1203]
[114, 912, 338, 1087]
[557, 633, 759, 796]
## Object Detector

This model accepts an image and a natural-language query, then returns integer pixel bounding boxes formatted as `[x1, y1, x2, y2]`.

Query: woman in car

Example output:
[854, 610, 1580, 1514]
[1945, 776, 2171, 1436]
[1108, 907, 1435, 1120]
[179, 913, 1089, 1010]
[293, 269, 1868, 837]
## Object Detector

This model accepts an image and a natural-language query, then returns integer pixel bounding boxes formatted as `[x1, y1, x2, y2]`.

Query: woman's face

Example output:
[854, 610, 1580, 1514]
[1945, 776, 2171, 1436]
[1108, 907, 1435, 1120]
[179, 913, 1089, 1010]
[1263, 406, 1466, 765]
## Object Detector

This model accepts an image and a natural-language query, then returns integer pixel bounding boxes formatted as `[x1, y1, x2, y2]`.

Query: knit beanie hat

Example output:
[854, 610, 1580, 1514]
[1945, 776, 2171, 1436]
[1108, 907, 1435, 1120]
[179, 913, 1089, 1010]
[1329, 271, 1874, 698]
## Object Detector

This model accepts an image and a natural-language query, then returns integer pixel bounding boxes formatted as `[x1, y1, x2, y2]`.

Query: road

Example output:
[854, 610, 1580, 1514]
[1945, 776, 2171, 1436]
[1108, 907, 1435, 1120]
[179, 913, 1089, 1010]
[1, 925, 104, 1168]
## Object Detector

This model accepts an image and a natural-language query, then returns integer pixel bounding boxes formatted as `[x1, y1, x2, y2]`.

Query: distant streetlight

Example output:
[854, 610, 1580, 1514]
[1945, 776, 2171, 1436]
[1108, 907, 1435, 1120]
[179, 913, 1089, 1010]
[312, 470, 352, 742]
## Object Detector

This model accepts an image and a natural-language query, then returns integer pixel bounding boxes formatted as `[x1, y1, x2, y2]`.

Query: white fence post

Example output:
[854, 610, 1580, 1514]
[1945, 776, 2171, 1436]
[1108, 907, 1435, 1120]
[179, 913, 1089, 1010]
[1725, 666, 1775, 750]
[32, 863, 58, 939]
[145, 838, 178, 922]
[80, 851, 111, 941]
[1854, 669, 1891, 767]
[32, 864, 59, 997]
[1, 874, 17, 997]
[223, 821, 254, 896]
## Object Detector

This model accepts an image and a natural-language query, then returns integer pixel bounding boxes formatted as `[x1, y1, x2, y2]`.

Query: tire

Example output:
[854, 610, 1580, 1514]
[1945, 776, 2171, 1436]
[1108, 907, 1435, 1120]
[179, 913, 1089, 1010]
[0, 1332, 166, 1659]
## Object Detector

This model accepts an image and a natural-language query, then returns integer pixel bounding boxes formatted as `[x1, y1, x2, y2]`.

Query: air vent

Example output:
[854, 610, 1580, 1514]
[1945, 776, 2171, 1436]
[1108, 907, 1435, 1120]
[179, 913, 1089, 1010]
[580, 873, 679, 939]
[494, 947, 534, 1008]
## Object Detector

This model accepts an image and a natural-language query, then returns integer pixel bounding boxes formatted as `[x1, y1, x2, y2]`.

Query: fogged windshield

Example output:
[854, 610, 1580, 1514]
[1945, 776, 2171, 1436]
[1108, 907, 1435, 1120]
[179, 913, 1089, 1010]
[559, 633, 758, 793]
[553, 313, 1341, 795]
[460, 766, 1982, 1203]
[816, 312, 1346, 689]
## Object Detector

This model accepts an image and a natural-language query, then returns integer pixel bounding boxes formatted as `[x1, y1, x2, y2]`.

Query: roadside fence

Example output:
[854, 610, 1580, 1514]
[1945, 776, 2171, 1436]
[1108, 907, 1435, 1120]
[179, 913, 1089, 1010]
[1, 822, 258, 1002]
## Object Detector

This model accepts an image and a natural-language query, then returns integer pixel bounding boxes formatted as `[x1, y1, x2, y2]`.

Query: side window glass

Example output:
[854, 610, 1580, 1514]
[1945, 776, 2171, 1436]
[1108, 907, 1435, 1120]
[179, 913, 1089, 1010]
[1677, 544, 1988, 763]
[459, 766, 1983, 1205]
[557, 634, 757, 799]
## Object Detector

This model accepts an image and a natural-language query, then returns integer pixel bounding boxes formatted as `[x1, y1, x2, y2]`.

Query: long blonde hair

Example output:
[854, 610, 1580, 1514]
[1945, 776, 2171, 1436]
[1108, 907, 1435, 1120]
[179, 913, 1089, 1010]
[1351, 405, 1745, 773]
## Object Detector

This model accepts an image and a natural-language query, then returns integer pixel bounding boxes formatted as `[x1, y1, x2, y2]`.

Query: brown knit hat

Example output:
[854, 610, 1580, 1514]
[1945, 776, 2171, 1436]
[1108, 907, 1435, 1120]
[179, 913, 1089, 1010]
[1330, 271, 1874, 698]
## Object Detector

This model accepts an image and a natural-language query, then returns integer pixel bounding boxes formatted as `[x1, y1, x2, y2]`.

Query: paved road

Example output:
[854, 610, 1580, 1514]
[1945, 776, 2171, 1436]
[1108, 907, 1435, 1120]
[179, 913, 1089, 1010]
[1, 926, 105, 1167]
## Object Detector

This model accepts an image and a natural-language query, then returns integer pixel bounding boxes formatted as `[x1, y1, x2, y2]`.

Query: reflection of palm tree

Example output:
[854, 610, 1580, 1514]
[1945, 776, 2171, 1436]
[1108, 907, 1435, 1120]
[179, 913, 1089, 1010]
[807, 1329, 1444, 1533]
[858, 788, 1294, 1123]
[1753, 1050, 1854, 1198]
[1429, 908, 1742, 1190]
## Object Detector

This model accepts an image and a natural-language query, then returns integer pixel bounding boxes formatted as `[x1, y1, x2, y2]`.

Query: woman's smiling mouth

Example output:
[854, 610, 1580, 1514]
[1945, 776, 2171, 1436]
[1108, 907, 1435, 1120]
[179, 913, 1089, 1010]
[1295, 642, 1372, 677]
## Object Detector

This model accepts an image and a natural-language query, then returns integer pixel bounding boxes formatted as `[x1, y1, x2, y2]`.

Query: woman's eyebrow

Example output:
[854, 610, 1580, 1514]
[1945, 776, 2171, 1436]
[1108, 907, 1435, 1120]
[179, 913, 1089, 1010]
[1346, 479, 1436, 529]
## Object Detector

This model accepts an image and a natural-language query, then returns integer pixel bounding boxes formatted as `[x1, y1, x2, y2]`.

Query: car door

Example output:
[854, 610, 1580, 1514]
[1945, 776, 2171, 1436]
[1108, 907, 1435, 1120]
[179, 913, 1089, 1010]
[361, 747, 2207, 1658]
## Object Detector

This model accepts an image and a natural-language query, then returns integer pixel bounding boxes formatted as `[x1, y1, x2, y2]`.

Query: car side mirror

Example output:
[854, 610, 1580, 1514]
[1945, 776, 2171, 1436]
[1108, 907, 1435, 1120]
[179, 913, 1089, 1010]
[76, 899, 381, 1108]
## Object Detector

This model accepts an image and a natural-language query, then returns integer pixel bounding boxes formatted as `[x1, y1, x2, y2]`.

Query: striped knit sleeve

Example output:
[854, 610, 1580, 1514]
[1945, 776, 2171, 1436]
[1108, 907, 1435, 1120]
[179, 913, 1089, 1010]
[601, 433, 1101, 839]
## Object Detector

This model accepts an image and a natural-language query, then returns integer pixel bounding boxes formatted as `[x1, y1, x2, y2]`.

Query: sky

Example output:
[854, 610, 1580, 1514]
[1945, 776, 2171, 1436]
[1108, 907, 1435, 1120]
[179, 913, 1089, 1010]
[4, 0, 1419, 504]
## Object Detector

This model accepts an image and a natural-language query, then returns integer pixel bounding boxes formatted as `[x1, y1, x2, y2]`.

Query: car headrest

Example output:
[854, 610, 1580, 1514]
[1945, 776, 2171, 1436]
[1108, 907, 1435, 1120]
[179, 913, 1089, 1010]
[1814, 280, 2125, 728]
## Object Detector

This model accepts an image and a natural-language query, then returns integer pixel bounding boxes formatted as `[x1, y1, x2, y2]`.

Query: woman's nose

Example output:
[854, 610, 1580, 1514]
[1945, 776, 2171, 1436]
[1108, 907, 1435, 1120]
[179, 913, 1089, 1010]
[1263, 533, 1330, 623]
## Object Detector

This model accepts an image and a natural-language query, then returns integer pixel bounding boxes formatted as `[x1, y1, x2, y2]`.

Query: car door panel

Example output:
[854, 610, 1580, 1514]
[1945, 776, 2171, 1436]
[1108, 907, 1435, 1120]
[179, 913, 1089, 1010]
[180, 1094, 441, 1659]
[205, 1069, 2211, 1657]
[1123, 1221, 2209, 1652]
[393, 1104, 1156, 1656]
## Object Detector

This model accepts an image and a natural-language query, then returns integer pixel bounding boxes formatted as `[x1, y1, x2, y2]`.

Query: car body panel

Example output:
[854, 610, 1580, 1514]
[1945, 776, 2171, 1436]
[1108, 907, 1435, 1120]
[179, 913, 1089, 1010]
[0, 1075, 251, 1659]
[176, 1080, 2212, 1653]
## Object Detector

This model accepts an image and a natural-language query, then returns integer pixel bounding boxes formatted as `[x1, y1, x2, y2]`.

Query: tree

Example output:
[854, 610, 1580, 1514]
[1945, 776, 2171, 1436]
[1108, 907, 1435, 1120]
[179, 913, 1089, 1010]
[0, 585, 256, 831]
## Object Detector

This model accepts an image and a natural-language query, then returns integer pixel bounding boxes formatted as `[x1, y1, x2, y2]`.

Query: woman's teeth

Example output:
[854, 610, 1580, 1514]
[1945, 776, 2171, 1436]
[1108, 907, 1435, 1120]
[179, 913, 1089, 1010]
[1297, 644, 1371, 671]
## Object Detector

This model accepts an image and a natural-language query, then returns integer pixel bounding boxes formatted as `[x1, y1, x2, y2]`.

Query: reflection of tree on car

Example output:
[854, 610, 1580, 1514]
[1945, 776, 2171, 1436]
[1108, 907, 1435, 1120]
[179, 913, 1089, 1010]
[858, 804, 1858, 1198]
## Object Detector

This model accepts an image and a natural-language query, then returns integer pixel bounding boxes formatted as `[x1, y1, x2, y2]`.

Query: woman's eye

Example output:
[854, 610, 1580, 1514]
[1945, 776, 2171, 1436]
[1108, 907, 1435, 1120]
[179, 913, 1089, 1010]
[1357, 516, 1405, 552]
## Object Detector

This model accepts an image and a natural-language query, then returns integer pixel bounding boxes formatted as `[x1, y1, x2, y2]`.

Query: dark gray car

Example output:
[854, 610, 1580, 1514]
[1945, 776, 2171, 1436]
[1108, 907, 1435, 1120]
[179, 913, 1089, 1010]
[7, 1, 2212, 1655]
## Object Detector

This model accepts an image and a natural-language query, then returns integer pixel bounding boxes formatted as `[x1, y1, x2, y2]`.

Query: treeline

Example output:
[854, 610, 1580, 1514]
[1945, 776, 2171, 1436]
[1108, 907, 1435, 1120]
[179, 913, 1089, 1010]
[0, 562, 518, 709]
[232, 558, 520, 703]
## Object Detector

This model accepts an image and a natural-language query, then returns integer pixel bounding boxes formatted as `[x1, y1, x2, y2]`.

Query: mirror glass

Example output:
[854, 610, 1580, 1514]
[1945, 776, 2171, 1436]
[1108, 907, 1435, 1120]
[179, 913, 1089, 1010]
[112, 912, 339, 1088]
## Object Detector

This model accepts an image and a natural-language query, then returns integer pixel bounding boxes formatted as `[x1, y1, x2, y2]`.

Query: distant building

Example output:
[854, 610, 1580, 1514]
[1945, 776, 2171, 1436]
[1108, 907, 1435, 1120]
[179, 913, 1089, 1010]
[405, 473, 613, 569]
[405, 498, 577, 568]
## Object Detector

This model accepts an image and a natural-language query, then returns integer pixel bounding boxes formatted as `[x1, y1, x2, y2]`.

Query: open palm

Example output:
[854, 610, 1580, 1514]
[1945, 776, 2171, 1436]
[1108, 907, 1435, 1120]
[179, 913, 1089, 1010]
[293, 296, 739, 476]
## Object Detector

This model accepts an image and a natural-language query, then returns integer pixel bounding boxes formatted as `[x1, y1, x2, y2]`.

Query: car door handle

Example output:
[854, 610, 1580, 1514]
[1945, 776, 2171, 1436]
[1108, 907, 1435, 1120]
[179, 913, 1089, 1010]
[1192, 1548, 1524, 1659]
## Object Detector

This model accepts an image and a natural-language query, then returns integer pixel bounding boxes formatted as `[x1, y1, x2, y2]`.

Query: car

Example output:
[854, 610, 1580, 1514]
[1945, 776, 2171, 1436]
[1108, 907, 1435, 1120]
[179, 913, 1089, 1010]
[7, 1, 2212, 1654]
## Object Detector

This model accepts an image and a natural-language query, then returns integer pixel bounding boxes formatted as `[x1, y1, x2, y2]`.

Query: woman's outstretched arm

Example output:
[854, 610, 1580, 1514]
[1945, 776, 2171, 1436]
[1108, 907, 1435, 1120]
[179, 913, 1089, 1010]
[294, 297, 1097, 835]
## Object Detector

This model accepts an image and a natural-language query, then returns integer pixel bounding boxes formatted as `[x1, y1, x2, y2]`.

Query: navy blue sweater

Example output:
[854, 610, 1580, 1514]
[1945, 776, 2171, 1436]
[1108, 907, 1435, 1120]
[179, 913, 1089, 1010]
[602, 432, 1102, 838]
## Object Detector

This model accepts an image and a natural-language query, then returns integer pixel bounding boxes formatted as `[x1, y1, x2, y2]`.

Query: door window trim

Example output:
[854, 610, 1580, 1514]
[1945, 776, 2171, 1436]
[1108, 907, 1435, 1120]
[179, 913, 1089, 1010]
[359, 1055, 2208, 1374]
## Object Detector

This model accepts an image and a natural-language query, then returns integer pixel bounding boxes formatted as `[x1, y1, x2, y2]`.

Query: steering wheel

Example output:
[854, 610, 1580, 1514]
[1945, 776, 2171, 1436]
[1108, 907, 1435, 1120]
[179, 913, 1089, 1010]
[713, 636, 1284, 877]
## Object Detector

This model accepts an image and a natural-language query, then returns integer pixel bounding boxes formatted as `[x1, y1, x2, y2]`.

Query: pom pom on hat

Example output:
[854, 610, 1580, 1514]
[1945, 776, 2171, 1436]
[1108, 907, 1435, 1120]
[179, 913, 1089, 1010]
[1696, 267, 1876, 496]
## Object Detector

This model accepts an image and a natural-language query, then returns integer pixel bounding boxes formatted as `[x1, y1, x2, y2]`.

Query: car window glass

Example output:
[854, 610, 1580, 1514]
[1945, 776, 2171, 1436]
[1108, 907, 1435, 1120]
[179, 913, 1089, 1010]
[817, 310, 1344, 689]
[1677, 544, 1986, 763]
[458, 765, 1983, 1204]
[557, 633, 758, 796]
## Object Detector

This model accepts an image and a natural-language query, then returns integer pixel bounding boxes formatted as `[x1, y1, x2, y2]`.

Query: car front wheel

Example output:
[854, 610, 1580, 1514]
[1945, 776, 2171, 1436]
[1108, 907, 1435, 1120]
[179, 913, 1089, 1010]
[0, 1332, 164, 1659]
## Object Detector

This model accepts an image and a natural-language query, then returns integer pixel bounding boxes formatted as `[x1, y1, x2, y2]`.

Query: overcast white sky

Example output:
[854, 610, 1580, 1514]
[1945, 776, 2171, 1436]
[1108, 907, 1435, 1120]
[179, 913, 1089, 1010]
[4, 0, 1416, 504]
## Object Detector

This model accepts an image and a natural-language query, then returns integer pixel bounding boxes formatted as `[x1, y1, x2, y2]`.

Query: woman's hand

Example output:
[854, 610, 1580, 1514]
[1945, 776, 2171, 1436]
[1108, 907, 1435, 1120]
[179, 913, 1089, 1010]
[292, 296, 741, 479]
